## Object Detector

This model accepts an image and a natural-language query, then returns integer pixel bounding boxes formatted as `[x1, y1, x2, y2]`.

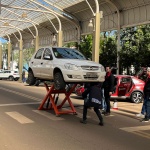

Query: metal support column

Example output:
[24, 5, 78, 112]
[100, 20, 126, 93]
[58, 30, 63, 47]
[7, 42, 11, 70]
[92, 12, 100, 63]
[35, 36, 39, 51]
[19, 40, 23, 82]
[0, 44, 2, 69]
[117, 29, 121, 74]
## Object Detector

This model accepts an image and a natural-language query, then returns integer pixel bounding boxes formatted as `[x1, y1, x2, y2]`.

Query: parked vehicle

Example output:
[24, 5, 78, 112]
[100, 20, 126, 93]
[75, 75, 145, 103]
[27, 47, 106, 90]
[0, 70, 20, 81]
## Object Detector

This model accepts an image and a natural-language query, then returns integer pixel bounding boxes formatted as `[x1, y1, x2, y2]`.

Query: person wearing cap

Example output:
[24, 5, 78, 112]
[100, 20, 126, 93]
[141, 67, 150, 122]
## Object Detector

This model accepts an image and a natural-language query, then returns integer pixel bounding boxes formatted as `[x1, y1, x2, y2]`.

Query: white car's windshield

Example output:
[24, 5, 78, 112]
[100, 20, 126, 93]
[52, 48, 87, 60]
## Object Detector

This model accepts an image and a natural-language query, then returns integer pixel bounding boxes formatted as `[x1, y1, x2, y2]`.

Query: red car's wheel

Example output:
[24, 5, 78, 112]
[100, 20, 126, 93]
[130, 91, 143, 103]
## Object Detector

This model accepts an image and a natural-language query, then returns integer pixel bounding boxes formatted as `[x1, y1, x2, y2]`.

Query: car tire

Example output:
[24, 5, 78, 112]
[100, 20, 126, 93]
[28, 71, 36, 86]
[14, 78, 19, 81]
[54, 72, 66, 90]
[9, 76, 14, 81]
[34, 80, 40, 86]
[131, 91, 143, 103]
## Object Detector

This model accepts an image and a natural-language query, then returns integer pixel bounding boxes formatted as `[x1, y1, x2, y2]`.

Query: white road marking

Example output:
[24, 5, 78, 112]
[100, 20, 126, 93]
[133, 130, 150, 139]
[0, 102, 41, 107]
[0, 87, 41, 101]
[33, 110, 65, 121]
[120, 125, 150, 139]
[120, 125, 150, 132]
[5, 111, 34, 124]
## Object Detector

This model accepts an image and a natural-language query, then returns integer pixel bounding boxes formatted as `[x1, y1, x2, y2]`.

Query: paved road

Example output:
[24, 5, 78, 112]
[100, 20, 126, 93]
[0, 80, 150, 150]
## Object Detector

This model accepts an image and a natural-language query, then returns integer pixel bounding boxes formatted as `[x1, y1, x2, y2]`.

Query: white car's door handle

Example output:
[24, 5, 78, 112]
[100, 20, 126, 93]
[41, 62, 43, 65]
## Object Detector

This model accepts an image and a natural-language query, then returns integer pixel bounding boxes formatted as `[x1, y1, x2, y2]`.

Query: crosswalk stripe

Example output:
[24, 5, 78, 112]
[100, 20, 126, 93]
[120, 125, 150, 132]
[5, 111, 34, 124]
[0, 87, 41, 101]
[0, 102, 41, 107]
[133, 130, 150, 139]
[33, 110, 65, 121]
[120, 125, 150, 139]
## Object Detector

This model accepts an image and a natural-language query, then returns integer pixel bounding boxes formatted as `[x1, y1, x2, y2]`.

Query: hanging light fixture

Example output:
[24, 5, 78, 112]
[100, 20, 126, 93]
[15, 42, 19, 48]
[3, 22, 9, 26]
[21, 12, 27, 18]
[88, 19, 93, 27]
[31, 39, 34, 46]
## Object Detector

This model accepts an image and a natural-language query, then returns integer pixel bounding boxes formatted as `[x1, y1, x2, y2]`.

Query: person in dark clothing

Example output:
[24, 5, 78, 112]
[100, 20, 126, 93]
[103, 66, 115, 116]
[22, 71, 26, 83]
[141, 67, 150, 122]
[80, 82, 104, 126]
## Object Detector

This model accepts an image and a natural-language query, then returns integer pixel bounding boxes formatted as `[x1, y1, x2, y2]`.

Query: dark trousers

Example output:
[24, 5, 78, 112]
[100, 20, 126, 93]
[83, 105, 103, 122]
[104, 90, 111, 113]
[145, 96, 150, 119]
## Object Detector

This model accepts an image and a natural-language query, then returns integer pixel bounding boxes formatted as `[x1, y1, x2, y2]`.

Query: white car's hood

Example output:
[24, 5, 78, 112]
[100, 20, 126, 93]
[56, 59, 102, 67]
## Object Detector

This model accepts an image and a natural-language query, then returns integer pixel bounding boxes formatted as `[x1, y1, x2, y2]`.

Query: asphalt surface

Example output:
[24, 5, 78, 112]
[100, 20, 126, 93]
[0, 80, 150, 150]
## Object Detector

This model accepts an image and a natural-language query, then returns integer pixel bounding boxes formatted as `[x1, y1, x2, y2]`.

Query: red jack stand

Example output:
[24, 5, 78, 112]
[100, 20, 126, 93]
[38, 83, 77, 116]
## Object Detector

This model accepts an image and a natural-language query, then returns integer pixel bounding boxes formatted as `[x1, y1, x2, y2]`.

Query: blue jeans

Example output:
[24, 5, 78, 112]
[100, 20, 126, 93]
[102, 89, 107, 111]
[22, 77, 26, 83]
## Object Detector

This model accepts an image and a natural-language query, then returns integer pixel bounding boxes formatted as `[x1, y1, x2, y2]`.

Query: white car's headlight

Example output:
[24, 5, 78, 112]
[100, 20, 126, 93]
[64, 63, 79, 70]
[100, 65, 105, 72]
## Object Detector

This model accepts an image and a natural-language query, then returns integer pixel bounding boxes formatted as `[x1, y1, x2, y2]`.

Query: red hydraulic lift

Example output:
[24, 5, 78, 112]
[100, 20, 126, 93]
[38, 82, 77, 116]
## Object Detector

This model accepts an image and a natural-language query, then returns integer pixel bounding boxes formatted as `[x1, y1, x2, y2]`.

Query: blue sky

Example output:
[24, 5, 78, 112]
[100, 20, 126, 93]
[0, 37, 7, 43]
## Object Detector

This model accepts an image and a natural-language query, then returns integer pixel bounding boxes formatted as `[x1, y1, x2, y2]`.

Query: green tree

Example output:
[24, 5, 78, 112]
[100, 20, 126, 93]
[23, 48, 35, 66]
[99, 35, 117, 67]
[13, 48, 35, 69]
[78, 35, 93, 59]
[120, 25, 150, 74]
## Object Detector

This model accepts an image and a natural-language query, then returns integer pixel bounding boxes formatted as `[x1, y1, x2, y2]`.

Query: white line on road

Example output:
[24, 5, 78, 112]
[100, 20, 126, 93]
[0, 87, 41, 101]
[120, 125, 150, 132]
[0, 102, 41, 107]
[33, 110, 65, 121]
[120, 125, 150, 139]
[5, 111, 34, 124]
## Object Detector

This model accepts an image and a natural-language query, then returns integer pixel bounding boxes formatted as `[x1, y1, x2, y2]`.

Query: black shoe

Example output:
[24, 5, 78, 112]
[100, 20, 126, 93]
[102, 111, 106, 114]
[99, 122, 104, 126]
[80, 120, 87, 124]
[104, 112, 110, 116]
[141, 118, 149, 122]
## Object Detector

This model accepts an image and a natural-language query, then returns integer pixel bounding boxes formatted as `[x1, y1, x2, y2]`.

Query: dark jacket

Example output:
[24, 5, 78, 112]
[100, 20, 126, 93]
[144, 77, 150, 96]
[103, 72, 115, 92]
[82, 83, 102, 107]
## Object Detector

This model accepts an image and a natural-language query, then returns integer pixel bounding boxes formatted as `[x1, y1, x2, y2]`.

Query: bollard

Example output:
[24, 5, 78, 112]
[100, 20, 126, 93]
[113, 100, 118, 110]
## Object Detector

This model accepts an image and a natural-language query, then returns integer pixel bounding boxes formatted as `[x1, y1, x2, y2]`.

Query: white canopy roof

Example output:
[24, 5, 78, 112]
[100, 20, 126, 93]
[0, 0, 150, 47]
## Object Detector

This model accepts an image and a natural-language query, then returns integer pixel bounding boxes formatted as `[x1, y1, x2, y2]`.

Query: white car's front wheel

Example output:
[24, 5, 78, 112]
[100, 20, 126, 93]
[28, 71, 36, 86]
[54, 72, 66, 90]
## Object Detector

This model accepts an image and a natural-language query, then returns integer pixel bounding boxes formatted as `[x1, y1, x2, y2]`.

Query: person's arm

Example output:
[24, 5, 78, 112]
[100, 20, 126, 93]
[82, 88, 90, 98]
[109, 74, 115, 95]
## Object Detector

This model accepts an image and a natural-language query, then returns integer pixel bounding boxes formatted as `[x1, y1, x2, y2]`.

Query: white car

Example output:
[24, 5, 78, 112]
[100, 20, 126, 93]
[27, 47, 106, 90]
[0, 70, 20, 81]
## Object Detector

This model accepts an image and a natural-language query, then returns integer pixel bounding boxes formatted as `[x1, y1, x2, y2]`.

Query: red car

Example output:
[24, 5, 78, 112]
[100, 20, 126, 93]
[75, 75, 145, 103]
